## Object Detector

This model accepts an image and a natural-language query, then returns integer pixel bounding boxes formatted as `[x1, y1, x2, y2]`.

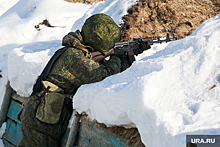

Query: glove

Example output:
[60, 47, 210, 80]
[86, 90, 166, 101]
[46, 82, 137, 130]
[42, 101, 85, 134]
[116, 54, 125, 62]
[110, 54, 125, 63]
[62, 30, 83, 46]
[133, 39, 151, 56]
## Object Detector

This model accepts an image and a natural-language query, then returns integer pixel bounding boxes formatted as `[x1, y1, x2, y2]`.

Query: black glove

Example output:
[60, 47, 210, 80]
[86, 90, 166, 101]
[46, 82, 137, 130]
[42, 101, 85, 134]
[116, 54, 125, 62]
[133, 39, 151, 56]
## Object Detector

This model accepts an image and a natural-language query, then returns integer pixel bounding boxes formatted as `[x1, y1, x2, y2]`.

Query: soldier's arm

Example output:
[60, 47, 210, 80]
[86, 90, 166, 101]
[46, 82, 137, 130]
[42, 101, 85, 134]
[74, 50, 129, 84]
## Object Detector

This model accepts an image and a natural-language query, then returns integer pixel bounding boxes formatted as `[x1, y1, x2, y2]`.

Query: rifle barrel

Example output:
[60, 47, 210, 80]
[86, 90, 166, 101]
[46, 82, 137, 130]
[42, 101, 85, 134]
[141, 33, 177, 45]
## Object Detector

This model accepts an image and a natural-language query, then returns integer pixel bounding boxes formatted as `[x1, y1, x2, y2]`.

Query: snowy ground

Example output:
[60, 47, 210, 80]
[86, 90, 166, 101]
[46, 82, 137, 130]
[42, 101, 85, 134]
[73, 13, 220, 147]
[0, 0, 137, 146]
[1, 0, 220, 147]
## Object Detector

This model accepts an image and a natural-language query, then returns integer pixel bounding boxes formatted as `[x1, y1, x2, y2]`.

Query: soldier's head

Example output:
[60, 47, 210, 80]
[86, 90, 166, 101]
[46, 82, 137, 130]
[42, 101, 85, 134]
[81, 13, 120, 55]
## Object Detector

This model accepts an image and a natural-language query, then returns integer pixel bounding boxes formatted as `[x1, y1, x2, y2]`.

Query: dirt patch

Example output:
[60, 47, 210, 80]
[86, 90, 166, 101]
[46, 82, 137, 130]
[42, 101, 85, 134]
[65, 0, 220, 40]
[120, 0, 220, 41]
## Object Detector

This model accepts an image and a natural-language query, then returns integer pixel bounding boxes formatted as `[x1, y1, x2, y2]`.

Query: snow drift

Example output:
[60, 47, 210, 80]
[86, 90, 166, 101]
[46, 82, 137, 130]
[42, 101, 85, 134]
[1, 0, 220, 146]
[73, 14, 220, 147]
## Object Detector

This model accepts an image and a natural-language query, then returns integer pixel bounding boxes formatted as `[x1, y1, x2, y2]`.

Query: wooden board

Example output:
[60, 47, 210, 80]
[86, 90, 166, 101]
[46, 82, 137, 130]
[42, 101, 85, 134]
[77, 117, 128, 147]
[2, 139, 16, 147]
[11, 93, 28, 104]
[2, 91, 130, 147]
[3, 97, 70, 147]
[2, 119, 71, 147]
[2, 119, 23, 147]
[60, 128, 70, 147]
[7, 100, 22, 124]
[0, 81, 12, 127]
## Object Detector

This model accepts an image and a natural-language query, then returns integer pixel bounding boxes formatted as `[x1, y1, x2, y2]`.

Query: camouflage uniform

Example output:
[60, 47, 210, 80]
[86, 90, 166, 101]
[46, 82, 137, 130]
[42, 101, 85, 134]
[19, 14, 132, 147]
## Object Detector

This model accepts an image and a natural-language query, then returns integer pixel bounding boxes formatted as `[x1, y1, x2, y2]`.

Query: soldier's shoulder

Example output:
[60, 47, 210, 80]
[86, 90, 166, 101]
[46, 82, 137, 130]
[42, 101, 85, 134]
[64, 47, 85, 57]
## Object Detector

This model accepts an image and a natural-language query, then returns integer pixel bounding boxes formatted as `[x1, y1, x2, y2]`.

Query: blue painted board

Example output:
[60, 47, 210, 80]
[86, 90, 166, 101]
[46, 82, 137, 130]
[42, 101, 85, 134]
[3, 119, 22, 146]
[7, 100, 22, 123]
[77, 117, 127, 147]
[4, 99, 70, 147]
[11, 94, 27, 103]
[2, 138, 16, 147]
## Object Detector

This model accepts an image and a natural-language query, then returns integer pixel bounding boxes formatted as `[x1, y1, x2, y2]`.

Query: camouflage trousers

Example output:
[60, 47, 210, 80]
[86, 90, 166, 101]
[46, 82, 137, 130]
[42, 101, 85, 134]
[19, 94, 72, 147]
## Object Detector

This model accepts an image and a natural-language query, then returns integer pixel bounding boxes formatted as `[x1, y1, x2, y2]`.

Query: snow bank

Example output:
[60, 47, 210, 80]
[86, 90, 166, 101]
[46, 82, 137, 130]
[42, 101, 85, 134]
[8, 42, 61, 97]
[0, 0, 90, 97]
[73, 14, 220, 147]
[71, 0, 137, 31]
[2, 0, 220, 146]
[0, 123, 6, 146]
[4, 0, 137, 97]
[0, 0, 19, 16]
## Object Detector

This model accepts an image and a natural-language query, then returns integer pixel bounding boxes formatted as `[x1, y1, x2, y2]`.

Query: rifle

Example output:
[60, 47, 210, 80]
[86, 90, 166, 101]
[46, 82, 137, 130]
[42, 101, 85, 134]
[91, 33, 177, 62]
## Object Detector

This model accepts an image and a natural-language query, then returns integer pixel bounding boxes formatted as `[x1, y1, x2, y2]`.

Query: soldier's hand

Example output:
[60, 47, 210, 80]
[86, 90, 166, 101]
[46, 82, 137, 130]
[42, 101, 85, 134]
[133, 39, 151, 56]
[91, 51, 105, 62]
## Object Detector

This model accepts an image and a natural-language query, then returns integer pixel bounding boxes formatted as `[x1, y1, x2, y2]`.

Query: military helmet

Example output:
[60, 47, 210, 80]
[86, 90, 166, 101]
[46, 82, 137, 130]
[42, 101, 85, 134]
[81, 13, 120, 55]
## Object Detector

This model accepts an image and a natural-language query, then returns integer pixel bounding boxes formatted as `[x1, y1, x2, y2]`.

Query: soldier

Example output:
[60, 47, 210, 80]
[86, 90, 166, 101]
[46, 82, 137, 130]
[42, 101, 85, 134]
[19, 13, 146, 147]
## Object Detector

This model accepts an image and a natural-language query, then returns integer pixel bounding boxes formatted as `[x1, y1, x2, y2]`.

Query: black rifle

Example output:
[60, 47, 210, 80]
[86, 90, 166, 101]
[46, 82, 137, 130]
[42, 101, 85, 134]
[93, 33, 177, 62]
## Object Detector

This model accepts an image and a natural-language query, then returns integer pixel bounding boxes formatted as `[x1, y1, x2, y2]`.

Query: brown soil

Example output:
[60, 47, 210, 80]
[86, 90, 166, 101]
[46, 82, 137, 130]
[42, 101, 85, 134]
[120, 0, 220, 41]
[65, 0, 220, 40]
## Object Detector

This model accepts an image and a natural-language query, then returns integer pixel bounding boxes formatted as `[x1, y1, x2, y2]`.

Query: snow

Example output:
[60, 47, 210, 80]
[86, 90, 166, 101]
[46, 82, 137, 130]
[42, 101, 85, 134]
[73, 14, 220, 146]
[0, 0, 220, 147]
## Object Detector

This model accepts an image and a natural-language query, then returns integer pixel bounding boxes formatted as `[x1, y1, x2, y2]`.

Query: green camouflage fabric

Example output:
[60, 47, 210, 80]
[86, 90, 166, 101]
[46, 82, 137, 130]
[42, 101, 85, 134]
[62, 30, 84, 47]
[19, 14, 131, 147]
[19, 95, 72, 147]
[45, 46, 130, 94]
[81, 13, 120, 55]
[19, 46, 131, 147]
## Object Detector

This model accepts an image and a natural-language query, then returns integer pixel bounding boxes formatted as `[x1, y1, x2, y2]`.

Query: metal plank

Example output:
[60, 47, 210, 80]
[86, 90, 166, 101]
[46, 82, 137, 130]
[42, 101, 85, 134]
[2, 119, 23, 146]
[7, 100, 23, 124]
[0, 81, 12, 127]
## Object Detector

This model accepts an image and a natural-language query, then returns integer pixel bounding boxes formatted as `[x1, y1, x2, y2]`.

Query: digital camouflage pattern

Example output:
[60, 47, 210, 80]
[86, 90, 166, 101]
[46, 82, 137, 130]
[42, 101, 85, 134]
[19, 95, 71, 147]
[46, 46, 128, 94]
[47, 27, 130, 94]
[62, 30, 87, 48]
[62, 30, 83, 45]
[19, 14, 131, 147]
[81, 13, 120, 55]
[19, 45, 130, 146]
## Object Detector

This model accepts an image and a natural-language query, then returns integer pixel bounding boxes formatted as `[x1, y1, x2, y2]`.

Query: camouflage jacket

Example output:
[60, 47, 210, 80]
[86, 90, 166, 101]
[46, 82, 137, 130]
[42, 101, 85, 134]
[46, 31, 131, 94]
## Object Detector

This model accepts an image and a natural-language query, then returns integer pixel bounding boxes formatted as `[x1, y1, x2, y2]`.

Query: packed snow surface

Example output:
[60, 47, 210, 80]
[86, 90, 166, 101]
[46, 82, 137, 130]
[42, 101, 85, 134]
[1, 0, 220, 146]
[73, 14, 220, 146]
[0, 0, 137, 146]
